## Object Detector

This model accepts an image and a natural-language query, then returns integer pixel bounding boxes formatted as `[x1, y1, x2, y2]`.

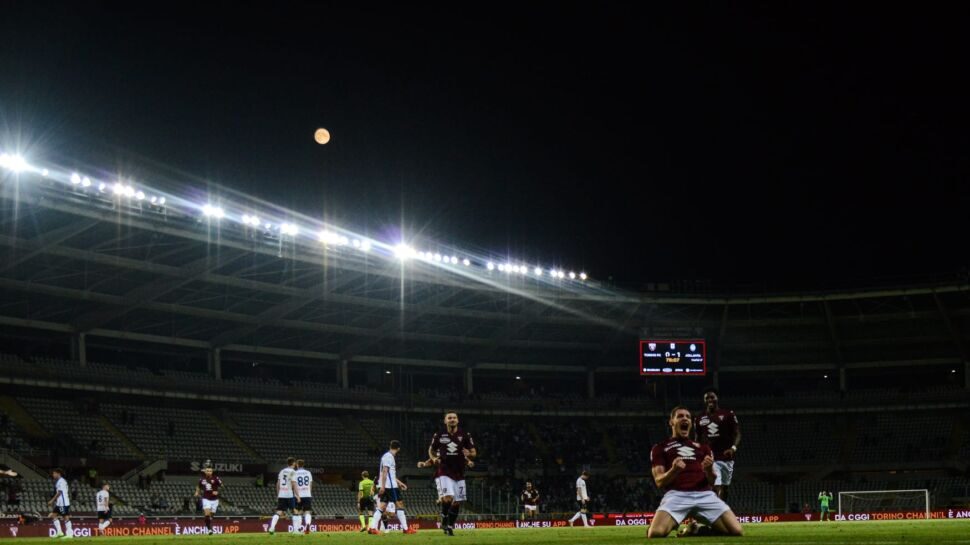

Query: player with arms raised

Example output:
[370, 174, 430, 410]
[193, 462, 222, 535]
[647, 406, 743, 538]
[428, 411, 476, 536]
[693, 387, 740, 500]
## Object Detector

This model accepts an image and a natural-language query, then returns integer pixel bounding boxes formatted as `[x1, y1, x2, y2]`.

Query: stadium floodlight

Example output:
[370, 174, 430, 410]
[385, 370, 392, 375]
[505, 264, 513, 273]
[151, 196, 158, 204]
[0, 154, 29, 172]
[450, 256, 458, 264]
[352, 239, 362, 248]
[124, 186, 135, 198]
[487, 262, 495, 271]
[360, 240, 372, 252]
[135, 190, 145, 200]
[158, 197, 166, 205]
[462, 258, 471, 266]
[41, 168, 49, 177]
[579, 272, 588, 281]
[70, 172, 82, 184]
[497, 264, 505, 272]
[433, 253, 442, 262]
[338, 235, 349, 246]
[515, 376, 521, 380]
[569, 271, 576, 279]
[394, 243, 415, 260]
[112, 182, 124, 195]
[519, 266, 527, 274]
[534, 267, 543, 276]
[98, 183, 106, 192]
[82, 177, 92, 188]
[280, 223, 299, 236]
[202, 204, 225, 219]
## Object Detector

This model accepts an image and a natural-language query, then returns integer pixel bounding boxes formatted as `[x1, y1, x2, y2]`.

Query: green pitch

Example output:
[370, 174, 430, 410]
[4, 520, 970, 544]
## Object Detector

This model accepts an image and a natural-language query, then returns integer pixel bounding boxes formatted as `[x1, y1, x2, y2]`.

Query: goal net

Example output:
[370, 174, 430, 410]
[837, 489, 930, 518]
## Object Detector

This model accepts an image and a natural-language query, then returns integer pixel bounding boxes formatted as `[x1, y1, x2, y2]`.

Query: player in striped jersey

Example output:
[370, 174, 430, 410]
[96, 482, 112, 535]
[294, 460, 313, 534]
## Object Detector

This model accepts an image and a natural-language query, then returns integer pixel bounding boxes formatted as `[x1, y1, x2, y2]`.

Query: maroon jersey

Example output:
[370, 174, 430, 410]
[694, 408, 739, 461]
[198, 475, 222, 500]
[521, 488, 539, 506]
[650, 438, 713, 492]
[429, 428, 475, 481]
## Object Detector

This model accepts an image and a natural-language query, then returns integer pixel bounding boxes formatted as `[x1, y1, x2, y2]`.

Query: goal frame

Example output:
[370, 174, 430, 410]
[837, 489, 930, 519]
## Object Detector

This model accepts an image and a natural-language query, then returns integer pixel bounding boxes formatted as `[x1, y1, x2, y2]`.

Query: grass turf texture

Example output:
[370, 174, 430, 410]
[4, 520, 970, 544]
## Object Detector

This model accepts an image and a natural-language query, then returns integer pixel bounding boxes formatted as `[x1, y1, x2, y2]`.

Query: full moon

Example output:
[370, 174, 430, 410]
[314, 128, 331, 145]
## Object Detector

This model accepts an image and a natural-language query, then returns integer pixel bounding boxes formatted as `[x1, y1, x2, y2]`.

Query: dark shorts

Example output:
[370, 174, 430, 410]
[52, 506, 70, 517]
[98, 510, 112, 521]
[380, 488, 402, 503]
[276, 497, 296, 512]
[359, 497, 375, 512]
[296, 498, 312, 511]
[577, 500, 588, 512]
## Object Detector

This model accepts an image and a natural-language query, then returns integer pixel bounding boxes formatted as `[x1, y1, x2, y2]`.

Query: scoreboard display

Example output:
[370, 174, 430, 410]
[639, 340, 707, 376]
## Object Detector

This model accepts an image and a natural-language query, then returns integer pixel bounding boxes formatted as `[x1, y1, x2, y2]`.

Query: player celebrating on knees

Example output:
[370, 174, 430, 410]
[96, 482, 112, 535]
[693, 387, 740, 500]
[429, 411, 476, 536]
[193, 461, 222, 535]
[369, 440, 414, 534]
[647, 406, 743, 538]
[47, 468, 72, 539]
[568, 471, 590, 527]
[268, 457, 298, 535]
[294, 460, 313, 534]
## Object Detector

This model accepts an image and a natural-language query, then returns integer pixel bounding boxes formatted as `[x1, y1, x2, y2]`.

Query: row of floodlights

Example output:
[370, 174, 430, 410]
[3, 153, 588, 282]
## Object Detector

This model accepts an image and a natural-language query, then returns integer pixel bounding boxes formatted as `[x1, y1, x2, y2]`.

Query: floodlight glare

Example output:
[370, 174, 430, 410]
[462, 258, 471, 266]
[150, 196, 158, 204]
[497, 264, 505, 272]
[135, 190, 145, 200]
[82, 177, 92, 188]
[559, 271, 566, 279]
[70, 173, 81, 184]
[394, 243, 415, 260]
[98, 183, 106, 192]
[0, 154, 28, 172]
[433, 253, 442, 262]
[158, 197, 166, 205]
[487, 262, 495, 271]
[202, 204, 224, 219]
[534, 267, 543, 275]
[360, 240, 372, 252]
[352, 239, 361, 248]
[569, 271, 576, 279]
[579, 272, 588, 281]
[124, 186, 135, 198]
[112, 183, 124, 195]
[41, 169, 49, 177]
[450, 256, 458, 264]
[338, 235, 349, 246]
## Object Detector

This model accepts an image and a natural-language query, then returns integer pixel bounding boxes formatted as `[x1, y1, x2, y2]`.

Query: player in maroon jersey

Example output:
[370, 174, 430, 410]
[427, 411, 476, 536]
[647, 406, 743, 539]
[193, 462, 222, 535]
[693, 387, 741, 500]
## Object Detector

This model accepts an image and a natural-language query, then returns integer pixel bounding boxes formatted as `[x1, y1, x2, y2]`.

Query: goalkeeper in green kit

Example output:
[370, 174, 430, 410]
[818, 491, 833, 521]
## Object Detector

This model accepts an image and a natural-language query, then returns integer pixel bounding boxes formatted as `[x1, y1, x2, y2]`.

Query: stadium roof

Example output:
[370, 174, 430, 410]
[1, 168, 968, 375]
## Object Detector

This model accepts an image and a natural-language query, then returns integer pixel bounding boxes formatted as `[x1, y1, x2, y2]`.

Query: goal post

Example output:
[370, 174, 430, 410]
[837, 489, 930, 519]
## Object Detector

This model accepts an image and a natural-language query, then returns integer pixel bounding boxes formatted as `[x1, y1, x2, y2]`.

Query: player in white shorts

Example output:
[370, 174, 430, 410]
[96, 482, 112, 535]
[647, 406, 743, 538]
[268, 457, 299, 535]
[568, 471, 590, 527]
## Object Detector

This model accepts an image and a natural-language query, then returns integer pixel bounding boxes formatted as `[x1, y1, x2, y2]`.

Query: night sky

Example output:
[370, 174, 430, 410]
[1, 2, 968, 290]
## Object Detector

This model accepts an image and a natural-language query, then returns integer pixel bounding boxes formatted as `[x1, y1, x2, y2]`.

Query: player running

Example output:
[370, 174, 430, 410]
[693, 387, 741, 500]
[568, 471, 590, 527]
[47, 468, 72, 539]
[96, 482, 112, 535]
[294, 460, 313, 534]
[647, 406, 743, 538]
[428, 411, 476, 536]
[193, 462, 222, 535]
[520, 481, 540, 520]
[268, 457, 299, 535]
[368, 440, 414, 534]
